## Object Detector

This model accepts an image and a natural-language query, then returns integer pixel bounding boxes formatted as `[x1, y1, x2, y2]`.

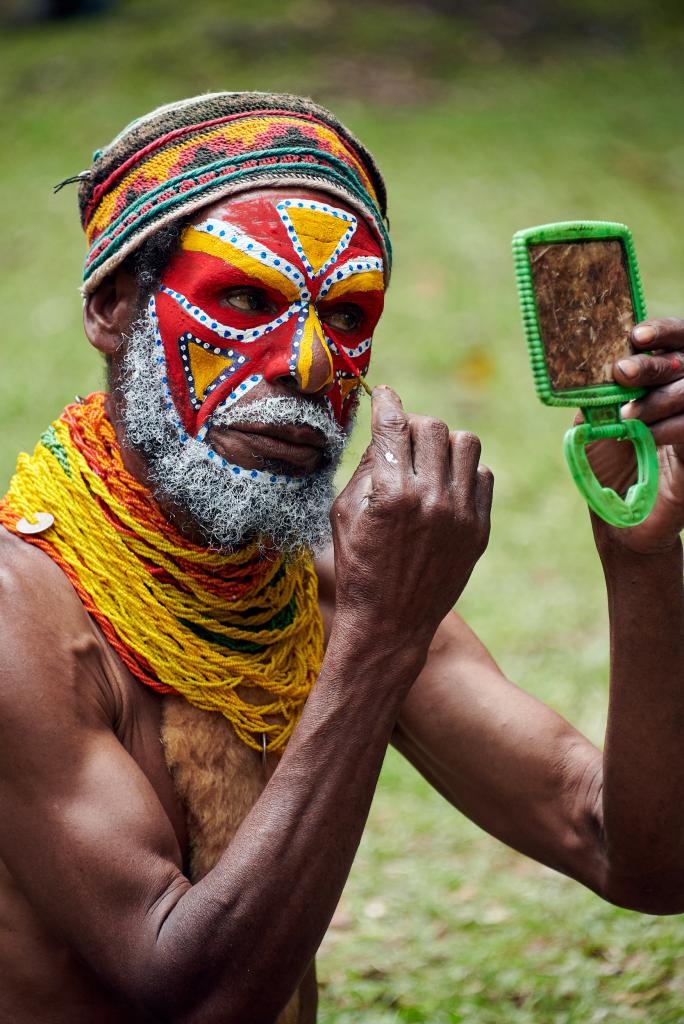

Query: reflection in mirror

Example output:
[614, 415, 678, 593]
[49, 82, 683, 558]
[529, 239, 636, 390]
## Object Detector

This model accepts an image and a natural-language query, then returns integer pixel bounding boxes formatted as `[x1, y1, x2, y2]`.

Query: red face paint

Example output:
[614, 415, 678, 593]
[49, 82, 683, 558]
[154, 193, 385, 436]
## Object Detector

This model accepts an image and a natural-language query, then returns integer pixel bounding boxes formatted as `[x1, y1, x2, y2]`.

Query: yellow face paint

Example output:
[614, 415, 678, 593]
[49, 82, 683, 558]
[319, 269, 384, 303]
[296, 306, 334, 390]
[282, 204, 354, 274]
[181, 226, 301, 303]
[157, 194, 385, 434]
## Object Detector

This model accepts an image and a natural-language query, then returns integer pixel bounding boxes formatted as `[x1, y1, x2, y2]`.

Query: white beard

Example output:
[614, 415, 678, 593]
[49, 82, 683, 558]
[117, 311, 352, 554]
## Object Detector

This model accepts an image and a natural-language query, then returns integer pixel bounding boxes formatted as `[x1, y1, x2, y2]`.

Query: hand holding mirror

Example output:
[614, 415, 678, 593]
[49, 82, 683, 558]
[512, 221, 658, 527]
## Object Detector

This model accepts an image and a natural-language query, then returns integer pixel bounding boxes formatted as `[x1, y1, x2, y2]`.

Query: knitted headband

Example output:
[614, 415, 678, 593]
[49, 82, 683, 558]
[77, 91, 392, 295]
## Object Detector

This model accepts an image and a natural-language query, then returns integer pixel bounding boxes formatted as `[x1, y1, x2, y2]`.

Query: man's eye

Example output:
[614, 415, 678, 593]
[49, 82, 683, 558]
[320, 305, 363, 333]
[224, 288, 275, 314]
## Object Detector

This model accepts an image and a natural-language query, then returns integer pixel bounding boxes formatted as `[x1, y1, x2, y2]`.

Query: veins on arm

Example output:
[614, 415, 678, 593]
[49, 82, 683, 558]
[393, 609, 612, 898]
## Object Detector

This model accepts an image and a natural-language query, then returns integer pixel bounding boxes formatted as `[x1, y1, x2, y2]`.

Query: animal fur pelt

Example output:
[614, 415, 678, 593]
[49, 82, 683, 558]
[161, 696, 300, 1024]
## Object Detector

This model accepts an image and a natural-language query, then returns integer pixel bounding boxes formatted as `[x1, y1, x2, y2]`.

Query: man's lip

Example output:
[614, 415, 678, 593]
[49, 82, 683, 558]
[208, 423, 327, 474]
[226, 422, 327, 450]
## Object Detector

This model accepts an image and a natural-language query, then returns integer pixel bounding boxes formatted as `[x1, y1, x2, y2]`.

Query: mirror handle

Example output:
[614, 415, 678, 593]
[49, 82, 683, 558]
[563, 410, 658, 527]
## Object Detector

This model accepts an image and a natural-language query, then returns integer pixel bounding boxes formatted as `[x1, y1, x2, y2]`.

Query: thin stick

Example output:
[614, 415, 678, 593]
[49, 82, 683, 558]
[333, 341, 373, 398]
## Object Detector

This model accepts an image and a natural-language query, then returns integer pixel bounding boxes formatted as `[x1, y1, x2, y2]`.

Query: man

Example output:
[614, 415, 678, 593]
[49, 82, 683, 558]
[1, 91, 683, 1024]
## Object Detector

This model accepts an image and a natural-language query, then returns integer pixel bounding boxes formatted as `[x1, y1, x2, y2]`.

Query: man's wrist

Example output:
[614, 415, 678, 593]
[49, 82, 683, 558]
[589, 504, 682, 562]
[596, 531, 683, 573]
[324, 610, 428, 693]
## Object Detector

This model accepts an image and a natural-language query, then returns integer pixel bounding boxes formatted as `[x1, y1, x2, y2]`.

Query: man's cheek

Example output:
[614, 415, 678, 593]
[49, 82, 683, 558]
[153, 291, 297, 434]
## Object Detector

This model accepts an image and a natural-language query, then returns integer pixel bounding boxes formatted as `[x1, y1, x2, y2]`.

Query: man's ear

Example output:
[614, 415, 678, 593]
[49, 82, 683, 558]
[83, 269, 140, 356]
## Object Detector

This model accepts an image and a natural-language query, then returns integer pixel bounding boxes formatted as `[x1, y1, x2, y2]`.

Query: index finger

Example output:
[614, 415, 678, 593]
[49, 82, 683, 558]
[632, 318, 684, 351]
[370, 385, 413, 478]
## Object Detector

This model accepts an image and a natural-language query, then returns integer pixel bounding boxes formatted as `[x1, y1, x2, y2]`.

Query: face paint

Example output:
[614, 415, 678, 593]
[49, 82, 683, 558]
[153, 193, 386, 448]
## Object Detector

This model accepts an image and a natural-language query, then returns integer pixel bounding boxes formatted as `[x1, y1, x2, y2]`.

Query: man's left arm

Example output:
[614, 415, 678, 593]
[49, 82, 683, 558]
[395, 316, 684, 915]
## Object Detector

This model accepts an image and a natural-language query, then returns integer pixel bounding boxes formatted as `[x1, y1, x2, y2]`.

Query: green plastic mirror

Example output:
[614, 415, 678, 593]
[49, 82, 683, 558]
[512, 221, 658, 527]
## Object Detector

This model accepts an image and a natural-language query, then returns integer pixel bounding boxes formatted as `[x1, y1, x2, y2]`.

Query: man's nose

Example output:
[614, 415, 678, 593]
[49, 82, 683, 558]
[292, 306, 335, 395]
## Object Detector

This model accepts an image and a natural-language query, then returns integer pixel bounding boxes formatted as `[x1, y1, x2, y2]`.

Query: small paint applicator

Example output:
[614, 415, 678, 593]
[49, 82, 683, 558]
[335, 344, 373, 397]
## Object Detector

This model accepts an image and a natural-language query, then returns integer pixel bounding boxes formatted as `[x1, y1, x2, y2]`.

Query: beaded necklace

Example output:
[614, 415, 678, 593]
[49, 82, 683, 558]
[0, 393, 324, 753]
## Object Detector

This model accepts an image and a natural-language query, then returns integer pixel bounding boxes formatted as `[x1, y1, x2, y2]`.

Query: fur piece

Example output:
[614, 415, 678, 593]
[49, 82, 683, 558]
[161, 697, 301, 1023]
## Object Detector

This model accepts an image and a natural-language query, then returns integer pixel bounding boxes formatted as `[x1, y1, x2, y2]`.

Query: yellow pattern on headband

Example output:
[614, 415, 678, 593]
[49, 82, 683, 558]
[86, 115, 377, 246]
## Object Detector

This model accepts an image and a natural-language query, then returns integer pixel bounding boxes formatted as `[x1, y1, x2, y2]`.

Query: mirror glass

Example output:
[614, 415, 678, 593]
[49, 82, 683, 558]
[529, 239, 636, 390]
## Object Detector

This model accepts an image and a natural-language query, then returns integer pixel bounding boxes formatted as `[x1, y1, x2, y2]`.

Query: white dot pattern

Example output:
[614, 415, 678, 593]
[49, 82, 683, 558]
[339, 336, 372, 359]
[178, 333, 243, 411]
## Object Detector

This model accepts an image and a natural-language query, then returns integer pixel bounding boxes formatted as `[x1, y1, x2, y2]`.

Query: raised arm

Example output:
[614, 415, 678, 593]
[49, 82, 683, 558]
[395, 317, 684, 915]
[591, 316, 684, 910]
[0, 387, 492, 1024]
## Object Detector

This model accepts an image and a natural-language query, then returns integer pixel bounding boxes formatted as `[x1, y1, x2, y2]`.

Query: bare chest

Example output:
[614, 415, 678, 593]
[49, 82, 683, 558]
[116, 676, 310, 1024]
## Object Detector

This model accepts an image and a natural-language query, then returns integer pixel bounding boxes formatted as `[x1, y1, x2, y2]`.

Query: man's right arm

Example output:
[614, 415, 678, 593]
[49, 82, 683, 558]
[0, 388, 492, 1024]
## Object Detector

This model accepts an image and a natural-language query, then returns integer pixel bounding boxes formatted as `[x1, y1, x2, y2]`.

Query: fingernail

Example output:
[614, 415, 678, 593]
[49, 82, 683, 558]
[633, 325, 656, 345]
[617, 358, 639, 379]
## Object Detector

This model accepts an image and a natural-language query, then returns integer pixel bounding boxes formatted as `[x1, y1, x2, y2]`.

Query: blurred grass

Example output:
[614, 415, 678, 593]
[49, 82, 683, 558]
[2, 2, 684, 1020]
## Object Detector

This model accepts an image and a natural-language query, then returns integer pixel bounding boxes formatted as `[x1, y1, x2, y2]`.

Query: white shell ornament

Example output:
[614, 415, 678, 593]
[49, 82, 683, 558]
[16, 512, 55, 535]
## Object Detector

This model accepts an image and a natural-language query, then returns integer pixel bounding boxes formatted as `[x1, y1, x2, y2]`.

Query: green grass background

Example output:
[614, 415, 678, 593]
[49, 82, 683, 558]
[2, 2, 684, 1019]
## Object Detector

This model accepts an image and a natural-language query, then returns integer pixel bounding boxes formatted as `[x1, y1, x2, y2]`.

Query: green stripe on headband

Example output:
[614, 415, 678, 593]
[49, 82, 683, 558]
[84, 148, 391, 286]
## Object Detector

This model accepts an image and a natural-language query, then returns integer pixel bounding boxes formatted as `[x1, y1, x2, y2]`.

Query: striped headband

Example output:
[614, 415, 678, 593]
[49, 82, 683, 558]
[76, 91, 392, 295]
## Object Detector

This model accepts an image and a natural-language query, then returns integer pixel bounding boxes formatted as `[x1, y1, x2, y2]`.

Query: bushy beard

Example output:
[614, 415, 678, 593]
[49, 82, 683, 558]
[117, 311, 352, 555]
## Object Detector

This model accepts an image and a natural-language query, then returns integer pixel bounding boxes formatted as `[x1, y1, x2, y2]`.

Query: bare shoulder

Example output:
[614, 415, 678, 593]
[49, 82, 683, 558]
[0, 527, 116, 728]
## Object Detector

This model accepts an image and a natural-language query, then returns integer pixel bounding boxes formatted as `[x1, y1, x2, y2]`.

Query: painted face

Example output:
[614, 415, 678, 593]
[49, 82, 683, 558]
[152, 193, 386, 446]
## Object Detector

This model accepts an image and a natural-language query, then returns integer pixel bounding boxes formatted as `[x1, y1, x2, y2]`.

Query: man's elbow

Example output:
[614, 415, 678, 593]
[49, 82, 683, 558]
[131, 965, 289, 1024]
[569, 808, 684, 915]
[599, 868, 684, 916]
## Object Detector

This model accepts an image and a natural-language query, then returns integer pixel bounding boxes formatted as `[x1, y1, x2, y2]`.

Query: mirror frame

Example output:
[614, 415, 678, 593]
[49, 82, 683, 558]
[513, 221, 647, 408]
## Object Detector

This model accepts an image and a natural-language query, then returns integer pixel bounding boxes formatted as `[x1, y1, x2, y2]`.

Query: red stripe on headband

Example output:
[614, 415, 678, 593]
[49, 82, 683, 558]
[84, 109, 372, 228]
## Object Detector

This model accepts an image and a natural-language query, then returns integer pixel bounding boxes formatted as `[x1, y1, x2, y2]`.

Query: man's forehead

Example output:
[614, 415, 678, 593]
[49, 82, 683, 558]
[189, 189, 383, 262]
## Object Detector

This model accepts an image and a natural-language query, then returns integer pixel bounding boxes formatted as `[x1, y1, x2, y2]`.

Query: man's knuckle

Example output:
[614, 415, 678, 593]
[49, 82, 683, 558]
[422, 493, 450, 519]
[453, 430, 482, 453]
[374, 486, 415, 515]
[477, 522, 491, 553]
[652, 358, 676, 382]
[418, 416, 449, 436]
[377, 412, 408, 434]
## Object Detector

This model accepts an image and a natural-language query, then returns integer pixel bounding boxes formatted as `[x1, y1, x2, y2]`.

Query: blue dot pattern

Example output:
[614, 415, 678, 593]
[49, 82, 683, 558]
[338, 336, 372, 359]
[178, 333, 245, 411]
[276, 199, 357, 280]
[317, 255, 384, 300]
[160, 285, 305, 344]
[195, 218, 311, 299]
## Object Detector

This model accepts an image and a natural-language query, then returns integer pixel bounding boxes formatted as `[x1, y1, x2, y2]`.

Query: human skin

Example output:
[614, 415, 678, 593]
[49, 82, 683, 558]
[1, 188, 684, 1023]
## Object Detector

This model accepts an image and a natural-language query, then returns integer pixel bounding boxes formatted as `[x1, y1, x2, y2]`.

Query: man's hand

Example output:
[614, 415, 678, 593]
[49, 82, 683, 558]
[586, 318, 684, 553]
[331, 386, 493, 663]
